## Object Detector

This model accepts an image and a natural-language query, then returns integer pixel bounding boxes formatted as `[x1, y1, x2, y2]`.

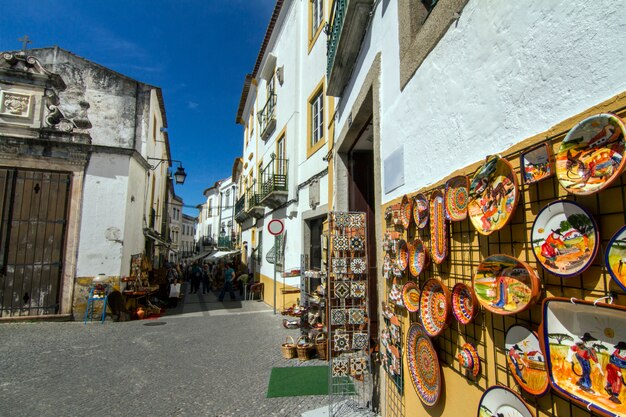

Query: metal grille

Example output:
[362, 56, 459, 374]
[0, 168, 70, 317]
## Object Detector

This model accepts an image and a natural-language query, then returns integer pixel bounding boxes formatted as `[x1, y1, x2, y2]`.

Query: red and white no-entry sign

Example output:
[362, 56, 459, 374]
[267, 219, 285, 236]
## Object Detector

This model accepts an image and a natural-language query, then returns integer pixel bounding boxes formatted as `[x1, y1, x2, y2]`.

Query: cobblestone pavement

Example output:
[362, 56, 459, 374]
[0, 285, 337, 417]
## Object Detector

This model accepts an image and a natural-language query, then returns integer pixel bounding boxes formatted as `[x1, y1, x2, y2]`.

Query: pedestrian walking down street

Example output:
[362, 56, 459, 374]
[190, 262, 202, 294]
[201, 264, 210, 294]
[218, 263, 237, 301]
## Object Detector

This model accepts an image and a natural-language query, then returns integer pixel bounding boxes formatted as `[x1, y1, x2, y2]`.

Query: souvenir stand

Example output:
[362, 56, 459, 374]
[380, 109, 626, 417]
[327, 211, 372, 414]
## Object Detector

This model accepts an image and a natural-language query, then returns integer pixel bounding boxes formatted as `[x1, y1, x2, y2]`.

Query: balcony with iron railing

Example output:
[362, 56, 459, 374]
[234, 194, 250, 224]
[258, 93, 277, 140]
[217, 236, 234, 250]
[246, 183, 265, 219]
[259, 155, 288, 209]
[326, 0, 374, 96]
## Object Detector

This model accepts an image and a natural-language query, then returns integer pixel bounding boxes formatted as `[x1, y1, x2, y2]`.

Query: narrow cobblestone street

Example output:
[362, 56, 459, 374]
[0, 286, 330, 417]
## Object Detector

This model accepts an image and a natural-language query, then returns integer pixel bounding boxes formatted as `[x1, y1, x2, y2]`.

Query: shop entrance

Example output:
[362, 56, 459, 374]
[0, 168, 70, 317]
[307, 216, 324, 270]
[347, 119, 379, 340]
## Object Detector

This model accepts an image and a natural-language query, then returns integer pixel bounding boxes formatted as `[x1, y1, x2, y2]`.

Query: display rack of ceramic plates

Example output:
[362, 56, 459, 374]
[539, 298, 626, 417]
[457, 343, 480, 378]
[477, 385, 535, 417]
[445, 176, 469, 222]
[402, 281, 420, 313]
[606, 224, 626, 292]
[396, 239, 409, 271]
[530, 200, 599, 278]
[555, 113, 626, 195]
[408, 238, 428, 277]
[400, 194, 412, 229]
[505, 324, 549, 396]
[468, 155, 519, 235]
[472, 254, 540, 315]
[406, 323, 442, 407]
[413, 194, 429, 229]
[451, 282, 478, 325]
[521, 143, 553, 184]
[419, 279, 451, 337]
[429, 190, 447, 264]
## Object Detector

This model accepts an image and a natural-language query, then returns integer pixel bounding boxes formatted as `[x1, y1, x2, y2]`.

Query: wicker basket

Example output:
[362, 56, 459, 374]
[315, 332, 328, 360]
[281, 335, 297, 359]
[296, 335, 314, 361]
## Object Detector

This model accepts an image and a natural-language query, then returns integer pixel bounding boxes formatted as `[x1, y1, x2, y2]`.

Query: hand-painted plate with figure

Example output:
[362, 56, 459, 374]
[407, 323, 442, 407]
[505, 325, 550, 396]
[540, 298, 626, 417]
[445, 176, 469, 221]
[556, 113, 626, 195]
[419, 279, 451, 337]
[430, 190, 447, 264]
[530, 200, 598, 278]
[451, 282, 479, 325]
[400, 194, 413, 229]
[468, 155, 519, 235]
[472, 254, 541, 315]
[605, 225, 626, 292]
[413, 194, 429, 229]
[408, 239, 428, 277]
[477, 385, 535, 417]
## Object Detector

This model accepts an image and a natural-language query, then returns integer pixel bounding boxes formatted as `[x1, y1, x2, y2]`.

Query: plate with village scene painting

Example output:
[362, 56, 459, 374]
[605, 225, 626, 292]
[556, 113, 626, 195]
[467, 155, 519, 235]
[477, 385, 535, 417]
[521, 143, 553, 184]
[540, 298, 626, 417]
[530, 200, 598, 278]
[505, 325, 550, 396]
[472, 254, 541, 315]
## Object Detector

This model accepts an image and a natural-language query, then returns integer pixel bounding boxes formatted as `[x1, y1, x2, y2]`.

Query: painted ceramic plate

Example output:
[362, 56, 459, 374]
[396, 239, 409, 271]
[505, 325, 550, 396]
[406, 323, 441, 407]
[521, 143, 553, 184]
[477, 385, 535, 417]
[530, 200, 598, 278]
[419, 279, 451, 337]
[445, 176, 469, 221]
[429, 190, 447, 264]
[457, 343, 480, 377]
[605, 225, 626, 292]
[540, 298, 626, 417]
[408, 239, 428, 277]
[468, 155, 519, 235]
[472, 254, 541, 315]
[556, 113, 626, 195]
[451, 282, 478, 325]
[402, 281, 421, 313]
[413, 194, 429, 229]
[400, 194, 412, 229]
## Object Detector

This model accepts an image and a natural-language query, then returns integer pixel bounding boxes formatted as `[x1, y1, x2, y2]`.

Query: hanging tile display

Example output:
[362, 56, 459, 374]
[350, 281, 366, 298]
[348, 308, 365, 325]
[333, 235, 350, 251]
[332, 258, 348, 274]
[350, 356, 368, 377]
[350, 235, 365, 251]
[331, 309, 346, 325]
[347, 212, 365, 230]
[333, 332, 350, 351]
[332, 358, 349, 377]
[350, 258, 367, 274]
[334, 282, 350, 299]
[352, 332, 368, 350]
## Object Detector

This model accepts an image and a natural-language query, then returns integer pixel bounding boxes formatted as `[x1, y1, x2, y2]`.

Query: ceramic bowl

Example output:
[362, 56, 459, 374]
[396, 239, 409, 271]
[472, 254, 541, 315]
[445, 175, 469, 221]
[451, 282, 479, 325]
[413, 194, 429, 229]
[406, 323, 441, 407]
[521, 142, 553, 184]
[457, 343, 480, 377]
[402, 281, 420, 313]
[400, 194, 412, 229]
[408, 238, 428, 277]
[419, 279, 451, 337]
[477, 385, 534, 417]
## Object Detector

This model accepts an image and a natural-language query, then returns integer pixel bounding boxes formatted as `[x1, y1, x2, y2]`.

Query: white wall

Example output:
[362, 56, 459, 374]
[76, 153, 130, 276]
[120, 158, 148, 276]
[335, 0, 626, 203]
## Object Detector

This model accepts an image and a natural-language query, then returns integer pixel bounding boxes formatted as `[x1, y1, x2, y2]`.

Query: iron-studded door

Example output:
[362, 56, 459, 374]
[0, 169, 70, 317]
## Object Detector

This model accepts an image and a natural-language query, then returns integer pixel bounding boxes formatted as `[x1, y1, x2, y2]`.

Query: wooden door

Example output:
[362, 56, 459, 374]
[0, 169, 70, 317]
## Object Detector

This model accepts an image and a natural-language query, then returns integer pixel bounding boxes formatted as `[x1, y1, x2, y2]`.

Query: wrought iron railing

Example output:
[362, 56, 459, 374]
[258, 93, 277, 136]
[235, 195, 246, 216]
[261, 156, 288, 196]
[326, 0, 346, 77]
[218, 237, 233, 249]
[247, 184, 262, 208]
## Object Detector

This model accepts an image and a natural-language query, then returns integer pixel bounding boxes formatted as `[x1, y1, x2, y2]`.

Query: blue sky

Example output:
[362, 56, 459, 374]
[0, 0, 275, 214]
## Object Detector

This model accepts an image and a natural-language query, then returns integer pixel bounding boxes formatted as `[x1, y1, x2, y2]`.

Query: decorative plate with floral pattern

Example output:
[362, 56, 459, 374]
[430, 190, 448, 264]
[407, 323, 441, 407]
[400, 194, 413, 229]
[396, 240, 409, 271]
[408, 238, 428, 277]
[451, 282, 478, 325]
[419, 279, 451, 337]
[402, 281, 421, 313]
[413, 194, 429, 229]
[445, 175, 469, 222]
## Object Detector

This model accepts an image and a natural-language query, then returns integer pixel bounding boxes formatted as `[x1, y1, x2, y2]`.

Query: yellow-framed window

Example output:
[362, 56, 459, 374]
[307, 78, 326, 158]
[308, 0, 325, 51]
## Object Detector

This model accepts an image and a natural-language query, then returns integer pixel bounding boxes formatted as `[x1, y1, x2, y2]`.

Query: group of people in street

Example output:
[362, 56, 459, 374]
[166, 259, 248, 304]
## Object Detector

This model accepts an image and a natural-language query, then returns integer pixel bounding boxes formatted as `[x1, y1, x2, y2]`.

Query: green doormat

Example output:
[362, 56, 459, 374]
[267, 366, 357, 398]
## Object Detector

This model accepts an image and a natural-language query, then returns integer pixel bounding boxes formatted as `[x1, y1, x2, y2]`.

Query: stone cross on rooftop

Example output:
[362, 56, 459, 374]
[17, 35, 32, 51]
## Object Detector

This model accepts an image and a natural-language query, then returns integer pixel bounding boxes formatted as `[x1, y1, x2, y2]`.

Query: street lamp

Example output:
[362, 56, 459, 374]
[148, 157, 188, 185]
